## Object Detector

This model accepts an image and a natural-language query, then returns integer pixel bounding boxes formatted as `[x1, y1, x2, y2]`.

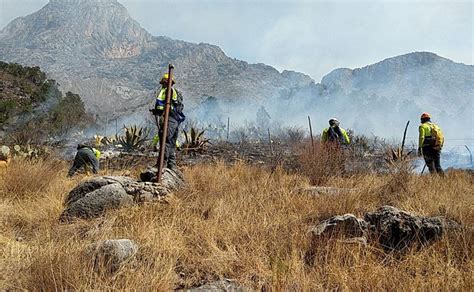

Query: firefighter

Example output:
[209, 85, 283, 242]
[418, 112, 444, 175]
[321, 118, 350, 145]
[151, 73, 185, 170]
[67, 144, 101, 177]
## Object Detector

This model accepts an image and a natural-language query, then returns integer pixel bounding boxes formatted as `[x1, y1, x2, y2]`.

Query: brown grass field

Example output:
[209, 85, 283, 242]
[0, 157, 473, 290]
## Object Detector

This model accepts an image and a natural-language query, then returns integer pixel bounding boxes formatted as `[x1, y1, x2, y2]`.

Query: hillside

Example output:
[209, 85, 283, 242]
[0, 0, 313, 117]
[0, 61, 91, 143]
[265, 52, 473, 138]
[0, 1, 472, 140]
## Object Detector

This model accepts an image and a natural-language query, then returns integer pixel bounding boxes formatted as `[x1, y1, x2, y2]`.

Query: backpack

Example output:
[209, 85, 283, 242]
[173, 89, 186, 123]
[430, 123, 444, 150]
[327, 126, 345, 144]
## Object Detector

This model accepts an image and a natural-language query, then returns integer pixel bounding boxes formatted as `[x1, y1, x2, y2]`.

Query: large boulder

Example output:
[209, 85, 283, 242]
[364, 205, 460, 251]
[60, 170, 184, 221]
[307, 206, 461, 254]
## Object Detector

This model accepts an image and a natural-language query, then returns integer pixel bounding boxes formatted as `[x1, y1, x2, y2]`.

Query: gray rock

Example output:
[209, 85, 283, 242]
[186, 279, 251, 292]
[140, 167, 185, 190]
[61, 183, 133, 220]
[307, 205, 462, 256]
[89, 239, 138, 273]
[309, 214, 368, 238]
[300, 186, 357, 196]
[364, 205, 460, 251]
[60, 174, 182, 221]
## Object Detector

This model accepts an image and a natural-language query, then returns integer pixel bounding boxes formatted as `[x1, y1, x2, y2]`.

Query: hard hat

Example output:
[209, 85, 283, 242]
[420, 112, 431, 119]
[329, 118, 340, 126]
[161, 73, 175, 85]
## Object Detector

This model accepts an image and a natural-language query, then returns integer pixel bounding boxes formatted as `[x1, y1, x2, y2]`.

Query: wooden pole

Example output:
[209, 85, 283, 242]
[268, 128, 274, 154]
[105, 117, 108, 137]
[465, 145, 473, 165]
[308, 116, 315, 153]
[156, 64, 174, 183]
[401, 120, 410, 156]
[226, 117, 230, 142]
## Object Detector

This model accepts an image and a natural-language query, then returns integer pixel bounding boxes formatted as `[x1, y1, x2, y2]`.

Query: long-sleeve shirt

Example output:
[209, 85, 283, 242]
[321, 127, 350, 144]
[418, 122, 433, 148]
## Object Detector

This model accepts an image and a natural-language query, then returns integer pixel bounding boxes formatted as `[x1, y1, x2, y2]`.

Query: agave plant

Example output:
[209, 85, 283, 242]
[115, 125, 150, 152]
[182, 127, 210, 153]
[384, 146, 414, 165]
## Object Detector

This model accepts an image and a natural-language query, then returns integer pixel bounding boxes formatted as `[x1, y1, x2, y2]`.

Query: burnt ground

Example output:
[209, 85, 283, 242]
[104, 141, 300, 172]
[103, 141, 393, 176]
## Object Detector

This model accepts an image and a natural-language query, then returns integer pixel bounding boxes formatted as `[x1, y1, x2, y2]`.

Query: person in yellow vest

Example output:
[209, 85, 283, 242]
[151, 73, 185, 170]
[321, 118, 350, 145]
[418, 112, 444, 175]
[68, 144, 101, 177]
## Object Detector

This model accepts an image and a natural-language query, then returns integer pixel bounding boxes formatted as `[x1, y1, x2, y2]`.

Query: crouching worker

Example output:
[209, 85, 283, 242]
[68, 144, 101, 177]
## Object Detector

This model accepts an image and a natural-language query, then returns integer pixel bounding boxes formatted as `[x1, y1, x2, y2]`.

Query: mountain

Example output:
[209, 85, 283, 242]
[309, 52, 473, 136]
[0, 0, 313, 117]
[0, 0, 472, 140]
[320, 52, 473, 116]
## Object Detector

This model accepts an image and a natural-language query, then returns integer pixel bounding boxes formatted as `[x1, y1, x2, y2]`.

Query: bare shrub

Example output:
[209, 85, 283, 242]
[298, 141, 347, 185]
[282, 127, 306, 144]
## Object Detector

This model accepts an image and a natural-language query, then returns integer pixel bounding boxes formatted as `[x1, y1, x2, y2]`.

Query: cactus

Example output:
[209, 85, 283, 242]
[115, 125, 150, 152]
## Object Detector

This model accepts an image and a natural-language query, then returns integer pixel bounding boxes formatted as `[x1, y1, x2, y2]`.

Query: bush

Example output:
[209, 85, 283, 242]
[298, 141, 347, 185]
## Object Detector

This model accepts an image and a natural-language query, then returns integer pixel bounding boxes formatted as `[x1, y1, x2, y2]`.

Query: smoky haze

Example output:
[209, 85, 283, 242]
[1, 0, 472, 162]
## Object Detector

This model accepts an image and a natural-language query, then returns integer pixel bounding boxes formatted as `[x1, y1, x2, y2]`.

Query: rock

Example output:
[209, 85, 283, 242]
[364, 205, 460, 251]
[89, 239, 138, 273]
[140, 167, 185, 190]
[306, 205, 462, 255]
[60, 175, 182, 221]
[186, 279, 251, 292]
[300, 186, 357, 196]
[61, 183, 133, 220]
[309, 214, 368, 238]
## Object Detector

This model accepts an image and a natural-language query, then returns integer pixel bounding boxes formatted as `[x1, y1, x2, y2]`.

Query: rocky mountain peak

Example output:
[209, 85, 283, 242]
[0, 0, 150, 59]
[49, 0, 118, 5]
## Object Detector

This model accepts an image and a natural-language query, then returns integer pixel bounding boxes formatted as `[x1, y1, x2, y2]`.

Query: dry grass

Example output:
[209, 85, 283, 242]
[0, 158, 473, 290]
[298, 142, 347, 185]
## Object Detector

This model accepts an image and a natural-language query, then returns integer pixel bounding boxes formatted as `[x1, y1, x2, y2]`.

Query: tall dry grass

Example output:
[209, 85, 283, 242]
[0, 158, 473, 290]
[298, 142, 347, 185]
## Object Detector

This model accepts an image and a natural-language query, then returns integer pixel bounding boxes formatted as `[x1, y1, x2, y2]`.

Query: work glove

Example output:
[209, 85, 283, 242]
[417, 148, 422, 157]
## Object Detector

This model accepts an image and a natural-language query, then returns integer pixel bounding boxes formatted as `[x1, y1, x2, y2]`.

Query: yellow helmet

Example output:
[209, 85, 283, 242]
[161, 73, 175, 85]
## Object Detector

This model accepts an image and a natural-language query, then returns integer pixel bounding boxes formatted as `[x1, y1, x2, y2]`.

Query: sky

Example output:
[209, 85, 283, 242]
[0, 0, 472, 81]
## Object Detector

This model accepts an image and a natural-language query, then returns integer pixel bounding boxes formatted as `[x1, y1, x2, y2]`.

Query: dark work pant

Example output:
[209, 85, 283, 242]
[159, 116, 179, 169]
[422, 146, 443, 175]
[68, 148, 100, 177]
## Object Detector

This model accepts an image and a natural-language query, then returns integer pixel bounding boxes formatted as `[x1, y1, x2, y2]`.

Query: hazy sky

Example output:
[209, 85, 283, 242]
[0, 0, 472, 80]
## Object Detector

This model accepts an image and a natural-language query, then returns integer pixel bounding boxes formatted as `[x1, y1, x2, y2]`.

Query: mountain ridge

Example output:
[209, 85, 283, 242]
[0, 0, 314, 116]
[0, 0, 472, 139]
